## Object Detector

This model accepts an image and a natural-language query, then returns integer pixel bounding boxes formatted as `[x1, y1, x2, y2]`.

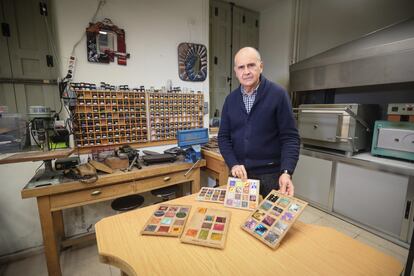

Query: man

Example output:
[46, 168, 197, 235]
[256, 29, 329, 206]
[218, 47, 300, 197]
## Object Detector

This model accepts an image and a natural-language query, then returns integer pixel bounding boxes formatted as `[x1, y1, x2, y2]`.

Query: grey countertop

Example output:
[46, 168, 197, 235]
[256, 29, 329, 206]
[301, 148, 414, 176]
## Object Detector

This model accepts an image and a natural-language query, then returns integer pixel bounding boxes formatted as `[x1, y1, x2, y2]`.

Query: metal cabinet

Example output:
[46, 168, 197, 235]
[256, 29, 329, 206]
[293, 155, 333, 211]
[333, 162, 411, 240]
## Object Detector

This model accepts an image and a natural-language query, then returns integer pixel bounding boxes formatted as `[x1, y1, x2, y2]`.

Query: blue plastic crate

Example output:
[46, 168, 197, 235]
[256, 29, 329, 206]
[177, 128, 209, 147]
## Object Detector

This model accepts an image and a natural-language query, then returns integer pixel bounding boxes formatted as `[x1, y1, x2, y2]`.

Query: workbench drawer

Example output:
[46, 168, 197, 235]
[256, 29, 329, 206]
[50, 181, 135, 210]
[134, 170, 192, 192]
[49, 170, 194, 210]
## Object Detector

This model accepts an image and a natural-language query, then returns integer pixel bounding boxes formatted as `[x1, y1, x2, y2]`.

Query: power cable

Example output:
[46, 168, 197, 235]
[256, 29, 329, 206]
[70, 0, 106, 57]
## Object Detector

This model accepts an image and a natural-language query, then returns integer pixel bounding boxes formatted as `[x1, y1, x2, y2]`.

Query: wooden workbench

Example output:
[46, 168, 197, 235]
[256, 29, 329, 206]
[95, 192, 403, 276]
[201, 148, 229, 186]
[21, 160, 205, 276]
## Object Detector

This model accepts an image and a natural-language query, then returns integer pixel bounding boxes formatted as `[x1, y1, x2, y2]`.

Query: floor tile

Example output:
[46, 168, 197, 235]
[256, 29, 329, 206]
[109, 265, 121, 275]
[60, 244, 100, 267]
[1, 253, 48, 276]
[61, 244, 111, 276]
[298, 208, 324, 224]
[62, 260, 111, 276]
[355, 234, 407, 265]
[355, 229, 408, 264]
[305, 205, 330, 217]
[312, 215, 362, 238]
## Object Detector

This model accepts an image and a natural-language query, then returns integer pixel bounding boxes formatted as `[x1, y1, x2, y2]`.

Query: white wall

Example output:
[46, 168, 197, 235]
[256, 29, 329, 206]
[259, 0, 293, 90]
[53, 0, 209, 91]
[0, 0, 209, 257]
[53, 0, 209, 127]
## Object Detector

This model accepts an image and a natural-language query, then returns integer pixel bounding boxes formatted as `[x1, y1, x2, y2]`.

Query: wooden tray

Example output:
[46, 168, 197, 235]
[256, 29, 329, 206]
[241, 190, 308, 249]
[196, 187, 226, 203]
[223, 177, 260, 210]
[180, 207, 231, 249]
[141, 204, 192, 237]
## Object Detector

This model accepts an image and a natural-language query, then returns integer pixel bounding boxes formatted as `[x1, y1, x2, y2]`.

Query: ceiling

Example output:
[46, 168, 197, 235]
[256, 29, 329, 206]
[222, 0, 277, 12]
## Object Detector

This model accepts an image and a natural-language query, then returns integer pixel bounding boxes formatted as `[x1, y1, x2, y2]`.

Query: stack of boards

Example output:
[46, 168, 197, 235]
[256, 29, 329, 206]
[141, 179, 307, 250]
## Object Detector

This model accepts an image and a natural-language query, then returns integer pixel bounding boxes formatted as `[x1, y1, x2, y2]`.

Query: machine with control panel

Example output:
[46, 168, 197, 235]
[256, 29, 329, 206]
[387, 103, 414, 123]
[387, 103, 414, 116]
[371, 121, 414, 161]
[371, 103, 414, 161]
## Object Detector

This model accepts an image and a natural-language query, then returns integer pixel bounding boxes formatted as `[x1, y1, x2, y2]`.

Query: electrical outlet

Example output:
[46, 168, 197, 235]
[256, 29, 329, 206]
[66, 56, 76, 80]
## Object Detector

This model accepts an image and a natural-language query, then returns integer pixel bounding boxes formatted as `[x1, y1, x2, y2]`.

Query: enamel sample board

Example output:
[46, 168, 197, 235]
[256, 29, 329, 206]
[180, 207, 231, 249]
[224, 177, 260, 210]
[141, 204, 192, 237]
[241, 190, 307, 249]
[196, 187, 227, 203]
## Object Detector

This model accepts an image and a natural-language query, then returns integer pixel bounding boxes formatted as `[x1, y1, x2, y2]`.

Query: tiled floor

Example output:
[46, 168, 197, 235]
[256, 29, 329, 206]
[0, 206, 409, 276]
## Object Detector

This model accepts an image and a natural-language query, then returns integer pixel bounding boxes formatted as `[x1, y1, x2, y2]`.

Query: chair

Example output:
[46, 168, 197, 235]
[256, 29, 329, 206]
[111, 194, 144, 212]
[150, 185, 179, 203]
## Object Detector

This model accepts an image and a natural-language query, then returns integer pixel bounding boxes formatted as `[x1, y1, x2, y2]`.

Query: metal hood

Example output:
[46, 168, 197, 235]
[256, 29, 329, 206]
[290, 17, 414, 92]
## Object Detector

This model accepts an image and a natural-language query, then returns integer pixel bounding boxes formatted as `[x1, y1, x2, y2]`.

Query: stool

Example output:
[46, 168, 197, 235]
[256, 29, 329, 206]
[111, 194, 144, 212]
[151, 185, 179, 202]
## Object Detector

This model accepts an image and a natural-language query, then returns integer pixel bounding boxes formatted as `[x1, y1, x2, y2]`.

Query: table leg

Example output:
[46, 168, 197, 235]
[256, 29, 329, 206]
[218, 167, 229, 186]
[37, 196, 62, 276]
[202, 152, 229, 186]
[177, 182, 185, 197]
[53, 210, 65, 241]
[190, 167, 201, 193]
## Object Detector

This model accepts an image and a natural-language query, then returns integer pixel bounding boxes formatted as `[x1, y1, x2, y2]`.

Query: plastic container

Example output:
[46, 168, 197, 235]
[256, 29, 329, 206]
[0, 113, 26, 153]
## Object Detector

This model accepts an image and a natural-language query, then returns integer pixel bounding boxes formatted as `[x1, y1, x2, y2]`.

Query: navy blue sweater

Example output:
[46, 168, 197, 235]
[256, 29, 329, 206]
[218, 76, 300, 175]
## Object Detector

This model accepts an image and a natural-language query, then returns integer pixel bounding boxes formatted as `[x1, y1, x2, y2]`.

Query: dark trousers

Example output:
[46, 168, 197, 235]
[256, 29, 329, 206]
[248, 172, 280, 198]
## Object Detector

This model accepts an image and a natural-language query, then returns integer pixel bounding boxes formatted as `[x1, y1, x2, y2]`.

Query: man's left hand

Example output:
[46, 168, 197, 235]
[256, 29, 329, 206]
[279, 174, 294, 196]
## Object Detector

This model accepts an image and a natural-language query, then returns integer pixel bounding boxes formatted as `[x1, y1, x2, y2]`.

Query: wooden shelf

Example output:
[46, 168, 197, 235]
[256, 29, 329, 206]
[148, 92, 204, 141]
[0, 148, 73, 164]
[72, 89, 204, 149]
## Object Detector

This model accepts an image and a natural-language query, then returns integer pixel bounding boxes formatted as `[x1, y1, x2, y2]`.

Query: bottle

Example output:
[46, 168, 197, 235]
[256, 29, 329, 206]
[166, 79, 172, 92]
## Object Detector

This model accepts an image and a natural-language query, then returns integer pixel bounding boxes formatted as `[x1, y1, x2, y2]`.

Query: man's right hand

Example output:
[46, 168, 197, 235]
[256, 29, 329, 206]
[231, 165, 247, 180]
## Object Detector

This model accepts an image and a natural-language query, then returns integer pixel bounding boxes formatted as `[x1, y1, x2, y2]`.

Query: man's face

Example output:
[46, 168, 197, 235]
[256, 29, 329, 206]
[234, 49, 263, 92]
